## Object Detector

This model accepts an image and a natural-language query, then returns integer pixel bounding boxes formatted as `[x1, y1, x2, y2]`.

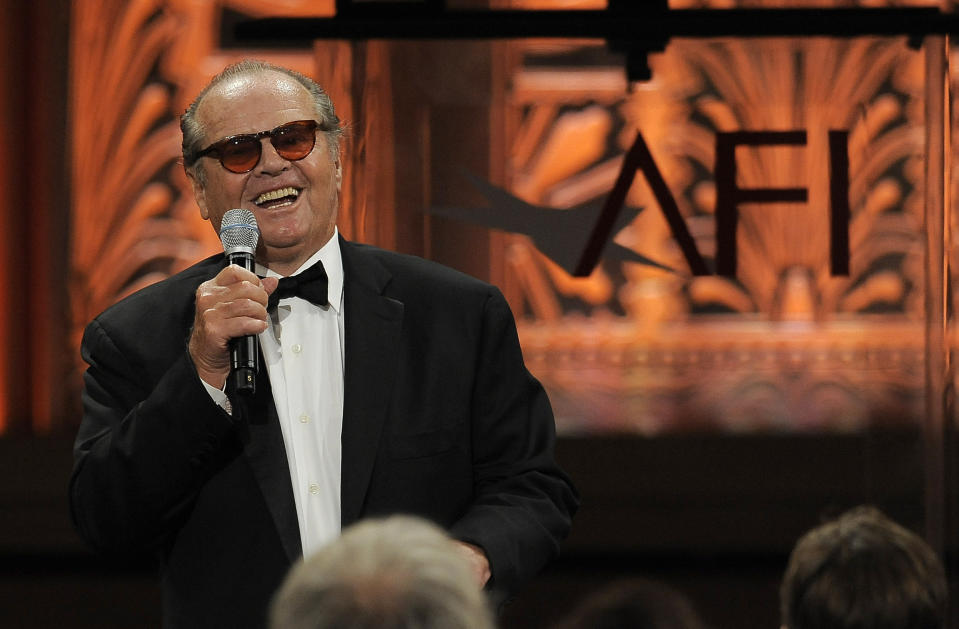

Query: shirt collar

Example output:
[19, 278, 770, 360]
[256, 227, 344, 313]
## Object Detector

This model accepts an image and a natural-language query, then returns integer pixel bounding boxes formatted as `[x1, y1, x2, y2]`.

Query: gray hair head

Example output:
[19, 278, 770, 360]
[181, 59, 344, 185]
[269, 516, 495, 629]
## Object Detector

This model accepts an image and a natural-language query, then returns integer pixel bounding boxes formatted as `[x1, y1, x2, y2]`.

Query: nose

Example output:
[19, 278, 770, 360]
[255, 137, 289, 174]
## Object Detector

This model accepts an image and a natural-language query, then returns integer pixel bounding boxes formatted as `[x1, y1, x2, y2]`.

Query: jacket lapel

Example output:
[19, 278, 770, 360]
[339, 240, 404, 526]
[241, 362, 303, 562]
[184, 255, 302, 561]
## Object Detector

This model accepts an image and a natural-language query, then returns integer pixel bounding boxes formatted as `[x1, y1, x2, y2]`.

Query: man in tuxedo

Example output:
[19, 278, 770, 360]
[70, 60, 577, 629]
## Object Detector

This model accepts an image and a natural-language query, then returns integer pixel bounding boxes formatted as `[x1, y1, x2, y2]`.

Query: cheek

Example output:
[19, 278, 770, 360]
[207, 171, 247, 200]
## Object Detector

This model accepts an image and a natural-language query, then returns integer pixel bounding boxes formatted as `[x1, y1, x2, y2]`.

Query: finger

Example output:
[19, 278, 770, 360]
[224, 279, 272, 307]
[211, 313, 269, 338]
[215, 263, 262, 287]
[198, 279, 270, 310]
[214, 297, 270, 323]
[194, 304, 269, 348]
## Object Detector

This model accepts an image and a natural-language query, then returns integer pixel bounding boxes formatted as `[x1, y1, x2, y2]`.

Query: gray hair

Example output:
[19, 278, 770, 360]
[181, 59, 344, 183]
[269, 516, 495, 629]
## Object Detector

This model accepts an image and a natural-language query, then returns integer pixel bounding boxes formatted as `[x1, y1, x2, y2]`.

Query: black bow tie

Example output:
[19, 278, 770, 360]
[267, 260, 329, 310]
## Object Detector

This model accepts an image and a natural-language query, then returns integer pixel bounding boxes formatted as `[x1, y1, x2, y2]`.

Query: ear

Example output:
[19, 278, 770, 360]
[186, 168, 211, 221]
[334, 160, 342, 189]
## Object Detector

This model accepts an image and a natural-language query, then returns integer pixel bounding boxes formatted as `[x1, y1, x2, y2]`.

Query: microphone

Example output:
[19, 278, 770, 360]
[219, 209, 260, 396]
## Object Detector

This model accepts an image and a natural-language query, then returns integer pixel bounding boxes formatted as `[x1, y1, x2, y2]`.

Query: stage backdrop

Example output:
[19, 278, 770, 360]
[62, 0, 951, 439]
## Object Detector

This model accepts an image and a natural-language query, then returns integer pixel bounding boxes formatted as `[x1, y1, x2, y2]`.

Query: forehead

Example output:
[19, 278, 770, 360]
[196, 70, 316, 142]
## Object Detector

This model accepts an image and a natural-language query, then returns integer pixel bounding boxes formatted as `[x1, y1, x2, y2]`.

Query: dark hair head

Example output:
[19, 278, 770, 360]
[555, 578, 707, 629]
[780, 506, 946, 629]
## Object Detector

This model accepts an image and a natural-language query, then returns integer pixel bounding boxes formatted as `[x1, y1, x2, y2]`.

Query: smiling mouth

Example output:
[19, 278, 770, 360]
[254, 186, 301, 209]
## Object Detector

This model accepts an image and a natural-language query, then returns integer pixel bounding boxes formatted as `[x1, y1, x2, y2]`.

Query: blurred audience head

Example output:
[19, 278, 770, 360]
[780, 505, 946, 629]
[269, 515, 495, 629]
[553, 578, 707, 629]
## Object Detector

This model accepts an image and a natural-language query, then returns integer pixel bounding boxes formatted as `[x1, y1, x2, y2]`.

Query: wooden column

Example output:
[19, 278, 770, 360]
[922, 34, 950, 555]
[0, 0, 70, 434]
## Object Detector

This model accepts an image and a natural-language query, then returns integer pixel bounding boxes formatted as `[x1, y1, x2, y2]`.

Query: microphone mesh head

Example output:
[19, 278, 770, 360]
[219, 209, 260, 254]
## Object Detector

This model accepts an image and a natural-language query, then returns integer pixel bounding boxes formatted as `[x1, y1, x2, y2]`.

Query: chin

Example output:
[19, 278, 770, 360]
[262, 235, 305, 251]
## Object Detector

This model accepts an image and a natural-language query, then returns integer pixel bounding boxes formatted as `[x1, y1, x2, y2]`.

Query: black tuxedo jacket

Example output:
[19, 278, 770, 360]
[70, 238, 578, 629]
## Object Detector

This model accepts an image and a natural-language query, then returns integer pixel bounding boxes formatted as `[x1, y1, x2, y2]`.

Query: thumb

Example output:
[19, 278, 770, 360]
[260, 276, 280, 295]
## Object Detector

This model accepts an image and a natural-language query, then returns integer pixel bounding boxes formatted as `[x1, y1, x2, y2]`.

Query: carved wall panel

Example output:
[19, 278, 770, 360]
[498, 2, 944, 433]
[68, 0, 335, 391]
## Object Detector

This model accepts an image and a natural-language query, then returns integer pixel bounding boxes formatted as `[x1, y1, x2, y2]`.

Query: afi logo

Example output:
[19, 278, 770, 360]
[577, 129, 850, 278]
[434, 129, 851, 279]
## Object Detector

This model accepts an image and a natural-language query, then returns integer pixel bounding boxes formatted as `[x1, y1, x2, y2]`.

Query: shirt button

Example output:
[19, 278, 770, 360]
[291, 343, 302, 354]
[308, 483, 319, 495]
[299, 413, 310, 424]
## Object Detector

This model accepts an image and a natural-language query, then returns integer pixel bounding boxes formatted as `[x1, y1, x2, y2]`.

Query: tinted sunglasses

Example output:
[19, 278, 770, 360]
[195, 119, 321, 174]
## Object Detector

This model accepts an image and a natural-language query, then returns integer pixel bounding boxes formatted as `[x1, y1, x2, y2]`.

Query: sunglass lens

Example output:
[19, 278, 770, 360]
[220, 138, 261, 173]
[272, 125, 316, 161]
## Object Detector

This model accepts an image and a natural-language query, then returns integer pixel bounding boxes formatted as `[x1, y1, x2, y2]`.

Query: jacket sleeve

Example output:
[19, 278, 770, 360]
[69, 316, 242, 557]
[448, 287, 579, 599]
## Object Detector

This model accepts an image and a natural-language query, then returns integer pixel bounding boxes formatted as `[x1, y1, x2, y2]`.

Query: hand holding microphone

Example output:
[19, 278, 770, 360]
[188, 209, 277, 395]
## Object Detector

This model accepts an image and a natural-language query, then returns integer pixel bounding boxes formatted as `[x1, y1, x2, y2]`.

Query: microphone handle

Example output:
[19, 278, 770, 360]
[227, 251, 258, 396]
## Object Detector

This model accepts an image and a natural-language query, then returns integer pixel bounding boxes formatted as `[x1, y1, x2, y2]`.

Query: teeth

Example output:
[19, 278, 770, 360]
[255, 187, 299, 205]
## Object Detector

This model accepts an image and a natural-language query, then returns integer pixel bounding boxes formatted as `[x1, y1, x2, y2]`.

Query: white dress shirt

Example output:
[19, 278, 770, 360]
[203, 230, 345, 557]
